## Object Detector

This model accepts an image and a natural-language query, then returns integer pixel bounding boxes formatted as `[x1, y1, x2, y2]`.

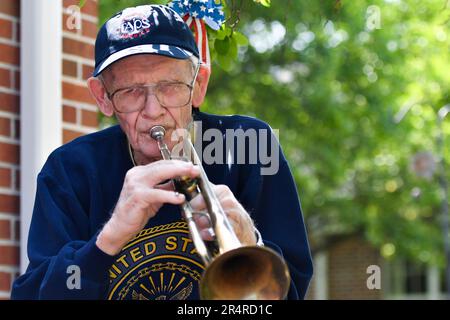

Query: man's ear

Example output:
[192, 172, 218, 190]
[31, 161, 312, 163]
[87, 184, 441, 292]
[87, 76, 114, 117]
[192, 66, 211, 108]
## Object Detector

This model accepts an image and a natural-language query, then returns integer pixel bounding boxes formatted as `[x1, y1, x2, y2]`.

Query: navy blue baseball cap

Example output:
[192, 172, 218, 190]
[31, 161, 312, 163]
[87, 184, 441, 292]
[93, 4, 199, 76]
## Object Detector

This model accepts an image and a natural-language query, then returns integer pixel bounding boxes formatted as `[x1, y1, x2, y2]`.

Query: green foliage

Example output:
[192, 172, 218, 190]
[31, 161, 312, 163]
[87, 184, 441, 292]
[253, 0, 271, 8]
[97, 1, 269, 71]
[97, 0, 450, 267]
[201, 0, 450, 267]
[98, 0, 168, 25]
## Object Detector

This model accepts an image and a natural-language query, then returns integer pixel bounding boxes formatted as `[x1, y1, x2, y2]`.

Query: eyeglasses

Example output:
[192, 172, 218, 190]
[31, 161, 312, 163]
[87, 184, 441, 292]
[101, 62, 200, 113]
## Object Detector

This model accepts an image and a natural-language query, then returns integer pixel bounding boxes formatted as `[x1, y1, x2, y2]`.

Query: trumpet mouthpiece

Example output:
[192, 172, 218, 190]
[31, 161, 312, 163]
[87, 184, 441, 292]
[150, 125, 166, 140]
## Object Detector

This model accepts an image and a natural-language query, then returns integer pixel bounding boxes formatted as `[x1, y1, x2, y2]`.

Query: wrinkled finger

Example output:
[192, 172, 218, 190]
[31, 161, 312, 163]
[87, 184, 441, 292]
[189, 193, 206, 211]
[224, 208, 241, 225]
[225, 209, 246, 237]
[140, 160, 200, 186]
[200, 228, 215, 241]
[154, 180, 174, 191]
[193, 212, 211, 229]
[213, 184, 233, 199]
[141, 188, 186, 206]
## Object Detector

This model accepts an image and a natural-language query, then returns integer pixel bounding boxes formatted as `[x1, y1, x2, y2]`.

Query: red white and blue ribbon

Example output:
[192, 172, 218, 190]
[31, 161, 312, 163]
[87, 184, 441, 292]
[168, 0, 225, 69]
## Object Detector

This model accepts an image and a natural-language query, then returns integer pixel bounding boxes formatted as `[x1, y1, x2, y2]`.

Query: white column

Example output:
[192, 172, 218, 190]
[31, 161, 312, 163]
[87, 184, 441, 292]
[427, 265, 440, 300]
[20, 0, 62, 274]
[314, 252, 329, 299]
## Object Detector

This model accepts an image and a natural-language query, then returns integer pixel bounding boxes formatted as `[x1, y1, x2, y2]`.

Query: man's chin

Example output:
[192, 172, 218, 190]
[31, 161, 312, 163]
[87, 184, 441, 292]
[130, 139, 161, 164]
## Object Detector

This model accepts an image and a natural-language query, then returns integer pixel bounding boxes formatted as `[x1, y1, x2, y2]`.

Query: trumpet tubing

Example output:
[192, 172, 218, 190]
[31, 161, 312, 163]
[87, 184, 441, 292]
[150, 125, 291, 300]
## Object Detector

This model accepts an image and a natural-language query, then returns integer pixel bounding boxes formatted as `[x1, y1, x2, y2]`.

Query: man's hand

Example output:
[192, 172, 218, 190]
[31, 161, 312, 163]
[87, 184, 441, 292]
[190, 184, 257, 247]
[96, 160, 200, 255]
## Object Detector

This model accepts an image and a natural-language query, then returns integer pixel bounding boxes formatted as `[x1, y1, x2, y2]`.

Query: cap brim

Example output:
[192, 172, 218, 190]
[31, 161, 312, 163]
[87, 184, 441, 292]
[93, 44, 193, 76]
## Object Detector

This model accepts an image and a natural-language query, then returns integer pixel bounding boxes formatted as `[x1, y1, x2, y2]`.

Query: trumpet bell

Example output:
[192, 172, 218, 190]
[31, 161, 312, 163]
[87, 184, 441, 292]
[200, 246, 290, 300]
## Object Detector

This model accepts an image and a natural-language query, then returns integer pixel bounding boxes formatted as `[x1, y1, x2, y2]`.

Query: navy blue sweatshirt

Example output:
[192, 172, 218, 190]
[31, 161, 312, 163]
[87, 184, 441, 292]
[11, 111, 313, 300]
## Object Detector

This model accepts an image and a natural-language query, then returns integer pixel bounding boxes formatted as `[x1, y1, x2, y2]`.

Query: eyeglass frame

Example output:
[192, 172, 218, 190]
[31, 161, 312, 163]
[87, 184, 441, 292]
[99, 61, 201, 113]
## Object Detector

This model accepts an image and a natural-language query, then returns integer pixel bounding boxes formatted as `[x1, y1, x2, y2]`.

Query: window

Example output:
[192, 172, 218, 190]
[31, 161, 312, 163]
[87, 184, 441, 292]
[385, 259, 445, 299]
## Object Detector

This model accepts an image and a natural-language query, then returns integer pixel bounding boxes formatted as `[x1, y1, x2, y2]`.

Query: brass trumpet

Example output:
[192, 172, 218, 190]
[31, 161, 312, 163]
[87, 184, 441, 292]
[150, 125, 290, 300]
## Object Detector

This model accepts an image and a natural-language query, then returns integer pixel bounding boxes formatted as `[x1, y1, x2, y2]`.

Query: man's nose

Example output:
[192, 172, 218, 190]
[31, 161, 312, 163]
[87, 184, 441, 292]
[141, 90, 165, 119]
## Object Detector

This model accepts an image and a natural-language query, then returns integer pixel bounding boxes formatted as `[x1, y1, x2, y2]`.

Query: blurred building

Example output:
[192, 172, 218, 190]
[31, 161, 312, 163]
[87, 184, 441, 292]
[0, 0, 99, 299]
[305, 234, 446, 299]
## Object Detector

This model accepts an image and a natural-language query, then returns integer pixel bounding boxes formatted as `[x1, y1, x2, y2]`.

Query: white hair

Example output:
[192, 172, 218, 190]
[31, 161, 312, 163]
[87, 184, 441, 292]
[188, 55, 200, 75]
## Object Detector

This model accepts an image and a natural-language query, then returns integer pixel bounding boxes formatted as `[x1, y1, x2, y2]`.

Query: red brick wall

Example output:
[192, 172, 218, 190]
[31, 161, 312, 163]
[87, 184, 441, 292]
[328, 236, 382, 299]
[0, 0, 99, 299]
[0, 0, 21, 300]
[306, 236, 383, 300]
[62, 0, 99, 143]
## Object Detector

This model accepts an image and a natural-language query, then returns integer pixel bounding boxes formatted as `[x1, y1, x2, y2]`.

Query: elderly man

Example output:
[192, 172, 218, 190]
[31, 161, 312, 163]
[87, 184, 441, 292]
[12, 4, 312, 300]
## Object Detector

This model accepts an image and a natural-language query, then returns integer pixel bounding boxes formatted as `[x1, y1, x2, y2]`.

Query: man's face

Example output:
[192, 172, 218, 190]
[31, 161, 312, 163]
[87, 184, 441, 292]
[102, 54, 196, 164]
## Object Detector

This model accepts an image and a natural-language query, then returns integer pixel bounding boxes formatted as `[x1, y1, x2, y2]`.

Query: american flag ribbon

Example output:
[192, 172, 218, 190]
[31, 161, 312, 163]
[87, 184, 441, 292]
[168, 0, 225, 69]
